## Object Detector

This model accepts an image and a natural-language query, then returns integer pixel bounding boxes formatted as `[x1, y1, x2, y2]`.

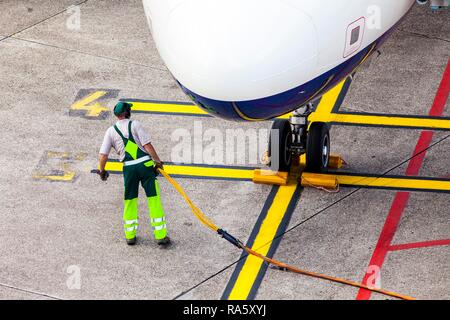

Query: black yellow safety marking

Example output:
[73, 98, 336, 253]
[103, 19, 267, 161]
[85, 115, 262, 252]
[222, 184, 302, 300]
[33, 151, 86, 182]
[105, 161, 255, 181]
[103, 161, 450, 193]
[308, 78, 351, 123]
[331, 74, 355, 114]
[331, 172, 450, 193]
[70, 89, 119, 119]
[121, 99, 210, 117]
[322, 112, 450, 131]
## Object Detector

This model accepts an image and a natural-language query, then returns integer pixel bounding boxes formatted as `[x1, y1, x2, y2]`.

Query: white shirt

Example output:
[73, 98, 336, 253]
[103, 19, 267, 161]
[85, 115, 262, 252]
[100, 119, 151, 161]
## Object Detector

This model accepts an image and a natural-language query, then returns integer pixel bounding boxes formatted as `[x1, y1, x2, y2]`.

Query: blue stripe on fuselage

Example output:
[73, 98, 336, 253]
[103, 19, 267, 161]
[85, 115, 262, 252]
[176, 20, 399, 121]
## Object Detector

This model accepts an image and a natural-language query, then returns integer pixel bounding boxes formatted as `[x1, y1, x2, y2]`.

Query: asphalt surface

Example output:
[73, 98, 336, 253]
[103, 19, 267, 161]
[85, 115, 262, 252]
[0, 1, 448, 300]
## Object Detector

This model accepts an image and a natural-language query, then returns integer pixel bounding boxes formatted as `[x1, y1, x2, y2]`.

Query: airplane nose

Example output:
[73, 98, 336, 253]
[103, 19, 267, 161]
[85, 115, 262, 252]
[148, 0, 318, 103]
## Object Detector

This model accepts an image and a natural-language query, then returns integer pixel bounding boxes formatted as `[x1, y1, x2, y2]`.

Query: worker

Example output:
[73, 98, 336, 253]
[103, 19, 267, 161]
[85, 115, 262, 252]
[97, 102, 170, 246]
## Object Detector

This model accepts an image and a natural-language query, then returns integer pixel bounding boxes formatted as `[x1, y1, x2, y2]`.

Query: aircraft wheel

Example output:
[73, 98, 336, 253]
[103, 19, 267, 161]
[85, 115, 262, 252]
[306, 122, 330, 173]
[268, 119, 292, 172]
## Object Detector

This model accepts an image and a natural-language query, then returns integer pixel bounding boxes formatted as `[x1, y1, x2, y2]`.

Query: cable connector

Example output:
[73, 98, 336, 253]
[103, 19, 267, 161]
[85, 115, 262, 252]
[217, 229, 242, 249]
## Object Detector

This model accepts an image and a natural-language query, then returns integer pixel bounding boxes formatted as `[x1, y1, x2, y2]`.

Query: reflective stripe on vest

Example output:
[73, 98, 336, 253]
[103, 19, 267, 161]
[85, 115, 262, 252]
[123, 156, 151, 167]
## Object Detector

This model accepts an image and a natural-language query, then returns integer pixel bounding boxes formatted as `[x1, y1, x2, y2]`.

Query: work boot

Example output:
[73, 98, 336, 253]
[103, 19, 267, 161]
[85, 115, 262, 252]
[126, 237, 137, 246]
[157, 237, 171, 246]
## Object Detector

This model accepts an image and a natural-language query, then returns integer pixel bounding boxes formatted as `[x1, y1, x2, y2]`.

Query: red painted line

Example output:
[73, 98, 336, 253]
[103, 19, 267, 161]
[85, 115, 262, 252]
[389, 238, 450, 252]
[356, 59, 450, 300]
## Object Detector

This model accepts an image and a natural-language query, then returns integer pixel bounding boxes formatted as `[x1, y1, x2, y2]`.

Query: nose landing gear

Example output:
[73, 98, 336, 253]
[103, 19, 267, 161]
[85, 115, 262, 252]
[268, 104, 331, 173]
[257, 105, 341, 188]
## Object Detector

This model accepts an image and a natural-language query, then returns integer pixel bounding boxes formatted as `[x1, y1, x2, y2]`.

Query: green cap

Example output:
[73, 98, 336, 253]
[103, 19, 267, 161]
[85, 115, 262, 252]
[113, 102, 133, 116]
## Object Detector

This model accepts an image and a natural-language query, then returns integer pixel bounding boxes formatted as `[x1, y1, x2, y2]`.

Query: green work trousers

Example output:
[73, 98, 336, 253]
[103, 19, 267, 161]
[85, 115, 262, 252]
[122, 160, 167, 240]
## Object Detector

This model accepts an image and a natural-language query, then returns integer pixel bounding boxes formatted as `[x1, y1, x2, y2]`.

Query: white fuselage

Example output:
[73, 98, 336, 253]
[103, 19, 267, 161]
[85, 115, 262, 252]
[143, 0, 415, 118]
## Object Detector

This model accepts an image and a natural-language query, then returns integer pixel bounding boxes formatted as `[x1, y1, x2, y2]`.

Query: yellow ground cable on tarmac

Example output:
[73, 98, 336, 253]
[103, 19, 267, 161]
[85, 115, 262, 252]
[158, 168, 219, 233]
[158, 168, 415, 301]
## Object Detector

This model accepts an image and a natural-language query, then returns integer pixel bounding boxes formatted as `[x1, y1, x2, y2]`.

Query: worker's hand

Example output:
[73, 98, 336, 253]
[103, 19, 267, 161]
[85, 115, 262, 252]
[96, 170, 109, 181]
[155, 161, 164, 171]
[154, 161, 164, 177]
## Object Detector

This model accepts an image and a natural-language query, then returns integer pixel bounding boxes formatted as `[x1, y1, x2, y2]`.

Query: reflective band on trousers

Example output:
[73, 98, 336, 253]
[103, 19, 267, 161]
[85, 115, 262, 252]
[123, 155, 151, 167]
[153, 224, 166, 231]
[125, 226, 138, 232]
[124, 219, 138, 225]
[151, 217, 165, 223]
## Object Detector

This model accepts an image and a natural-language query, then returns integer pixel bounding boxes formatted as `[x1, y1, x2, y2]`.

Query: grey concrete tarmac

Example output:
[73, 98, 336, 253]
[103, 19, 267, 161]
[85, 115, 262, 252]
[0, 0, 80, 37]
[0, 1, 448, 300]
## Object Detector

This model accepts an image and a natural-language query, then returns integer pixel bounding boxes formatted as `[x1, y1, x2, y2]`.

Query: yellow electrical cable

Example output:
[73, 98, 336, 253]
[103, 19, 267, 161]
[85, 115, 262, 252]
[158, 168, 415, 301]
[158, 169, 219, 232]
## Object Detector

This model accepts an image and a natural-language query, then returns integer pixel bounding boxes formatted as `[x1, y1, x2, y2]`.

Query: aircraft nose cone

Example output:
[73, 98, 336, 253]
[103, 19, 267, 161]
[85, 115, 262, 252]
[147, 0, 318, 102]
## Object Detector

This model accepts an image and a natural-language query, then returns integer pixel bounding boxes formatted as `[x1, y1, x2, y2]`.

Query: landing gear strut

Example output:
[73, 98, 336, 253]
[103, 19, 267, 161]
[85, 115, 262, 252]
[268, 104, 330, 173]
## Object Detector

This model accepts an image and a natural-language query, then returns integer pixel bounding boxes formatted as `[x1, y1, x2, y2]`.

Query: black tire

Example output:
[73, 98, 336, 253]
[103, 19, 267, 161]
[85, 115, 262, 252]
[268, 119, 292, 172]
[306, 122, 330, 173]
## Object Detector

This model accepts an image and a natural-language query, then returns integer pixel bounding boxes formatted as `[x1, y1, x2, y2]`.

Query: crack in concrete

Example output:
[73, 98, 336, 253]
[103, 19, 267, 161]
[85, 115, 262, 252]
[399, 29, 450, 44]
[0, 0, 169, 73]
[0, 282, 63, 300]
[0, 0, 89, 43]
[9, 36, 170, 73]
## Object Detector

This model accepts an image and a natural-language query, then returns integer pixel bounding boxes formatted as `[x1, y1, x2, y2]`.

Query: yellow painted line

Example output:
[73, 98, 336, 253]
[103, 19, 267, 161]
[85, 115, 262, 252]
[105, 162, 254, 180]
[313, 79, 346, 117]
[335, 174, 450, 192]
[276, 113, 291, 119]
[167, 165, 254, 180]
[313, 113, 450, 130]
[105, 162, 450, 192]
[227, 184, 298, 300]
[71, 91, 109, 117]
[277, 78, 346, 121]
[129, 101, 209, 116]
[126, 98, 450, 131]
[104, 161, 123, 172]
[106, 161, 450, 192]
[33, 171, 76, 182]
